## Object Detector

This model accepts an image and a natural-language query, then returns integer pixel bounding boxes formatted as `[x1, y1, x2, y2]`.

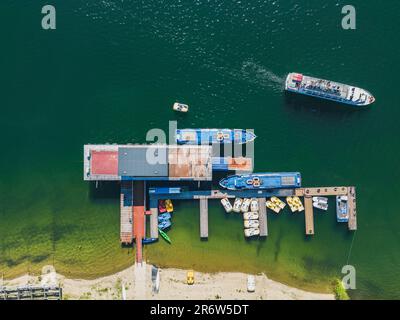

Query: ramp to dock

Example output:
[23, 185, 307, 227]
[304, 196, 314, 235]
[258, 198, 268, 236]
[199, 197, 208, 238]
[120, 181, 133, 244]
[133, 181, 145, 264]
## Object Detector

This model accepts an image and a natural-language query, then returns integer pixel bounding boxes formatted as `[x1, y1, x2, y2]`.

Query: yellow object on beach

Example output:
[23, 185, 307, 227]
[165, 199, 174, 212]
[187, 270, 194, 285]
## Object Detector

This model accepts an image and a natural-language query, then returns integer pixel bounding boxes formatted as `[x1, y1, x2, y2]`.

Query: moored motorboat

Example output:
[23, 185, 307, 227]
[250, 198, 259, 212]
[336, 196, 349, 222]
[158, 200, 167, 213]
[158, 220, 172, 230]
[158, 212, 172, 221]
[241, 198, 251, 213]
[286, 196, 298, 212]
[244, 227, 260, 237]
[266, 200, 281, 214]
[292, 196, 304, 212]
[221, 198, 233, 213]
[244, 220, 260, 229]
[312, 196, 328, 204]
[285, 73, 375, 107]
[219, 172, 301, 190]
[271, 196, 286, 209]
[243, 212, 259, 220]
[173, 102, 189, 112]
[165, 199, 174, 213]
[233, 198, 243, 213]
[313, 201, 328, 211]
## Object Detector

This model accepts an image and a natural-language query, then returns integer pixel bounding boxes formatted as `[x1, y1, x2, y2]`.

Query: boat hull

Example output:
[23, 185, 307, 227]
[176, 129, 256, 145]
[285, 73, 375, 107]
[219, 172, 301, 190]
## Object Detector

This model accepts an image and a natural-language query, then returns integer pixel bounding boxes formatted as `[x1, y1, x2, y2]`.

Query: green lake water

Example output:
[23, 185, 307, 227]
[1, 0, 399, 299]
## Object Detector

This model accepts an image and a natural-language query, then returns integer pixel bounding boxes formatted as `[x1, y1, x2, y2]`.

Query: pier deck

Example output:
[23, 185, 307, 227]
[304, 196, 314, 235]
[199, 197, 209, 238]
[133, 181, 145, 264]
[296, 186, 348, 197]
[149, 199, 159, 239]
[120, 181, 133, 244]
[347, 187, 357, 230]
[258, 198, 268, 236]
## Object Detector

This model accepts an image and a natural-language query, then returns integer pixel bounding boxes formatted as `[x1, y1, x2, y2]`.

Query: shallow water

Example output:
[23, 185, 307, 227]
[1, 0, 399, 299]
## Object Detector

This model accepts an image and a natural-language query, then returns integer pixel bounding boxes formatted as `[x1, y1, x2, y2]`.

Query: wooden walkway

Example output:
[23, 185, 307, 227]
[120, 193, 133, 244]
[296, 186, 348, 197]
[258, 198, 268, 236]
[304, 196, 314, 235]
[199, 197, 208, 238]
[149, 200, 159, 239]
[347, 187, 357, 230]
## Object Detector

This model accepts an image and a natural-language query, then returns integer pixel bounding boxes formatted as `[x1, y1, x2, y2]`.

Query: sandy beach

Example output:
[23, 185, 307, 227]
[1, 264, 334, 300]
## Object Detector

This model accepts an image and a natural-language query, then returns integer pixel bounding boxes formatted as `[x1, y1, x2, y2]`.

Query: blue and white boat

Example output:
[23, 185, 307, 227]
[175, 129, 256, 145]
[158, 212, 172, 222]
[219, 172, 301, 190]
[336, 196, 349, 222]
[285, 73, 375, 106]
[158, 220, 172, 230]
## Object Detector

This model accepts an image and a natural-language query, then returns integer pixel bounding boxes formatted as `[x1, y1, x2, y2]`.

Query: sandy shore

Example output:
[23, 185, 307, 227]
[1, 264, 334, 300]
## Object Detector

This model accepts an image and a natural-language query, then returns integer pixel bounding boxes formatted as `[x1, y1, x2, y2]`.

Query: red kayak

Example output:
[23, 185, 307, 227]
[158, 200, 167, 213]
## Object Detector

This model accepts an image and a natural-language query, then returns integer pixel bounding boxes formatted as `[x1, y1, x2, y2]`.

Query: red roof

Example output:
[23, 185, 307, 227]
[91, 151, 118, 175]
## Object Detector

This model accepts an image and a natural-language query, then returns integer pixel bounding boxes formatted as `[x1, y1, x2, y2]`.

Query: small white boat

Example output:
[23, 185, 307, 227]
[241, 198, 251, 213]
[292, 196, 305, 212]
[244, 219, 260, 229]
[244, 227, 260, 237]
[233, 198, 243, 213]
[250, 198, 259, 212]
[271, 196, 286, 209]
[312, 196, 328, 204]
[173, 102, 189, 112]
[247, 275, 256, 292]
[266, 200, 281, 214]
[313, 201, 328, 211]
[220, 198, 233, 213]
[243, 212, 259, 220]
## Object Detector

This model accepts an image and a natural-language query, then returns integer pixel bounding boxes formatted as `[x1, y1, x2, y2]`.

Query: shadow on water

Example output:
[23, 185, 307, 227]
[89, 181, 120, 201]
[283, 92, 369, 119]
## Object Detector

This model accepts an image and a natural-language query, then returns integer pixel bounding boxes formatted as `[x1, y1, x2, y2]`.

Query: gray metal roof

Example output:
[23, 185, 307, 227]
[118, 146, 168, 177]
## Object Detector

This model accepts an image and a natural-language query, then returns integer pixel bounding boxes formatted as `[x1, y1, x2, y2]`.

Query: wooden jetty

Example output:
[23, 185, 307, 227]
[296, 186, 357, 235]
[304, 196, 314, 235]
[258, 198, 268, 236]
[149, 199, 159, 239]
[120, 182, 133, 244]
[199, 197, 209, 238]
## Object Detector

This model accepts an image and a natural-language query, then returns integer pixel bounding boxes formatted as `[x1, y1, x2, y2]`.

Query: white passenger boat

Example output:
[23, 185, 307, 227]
[271, 196, 286, 209]
[313, 201, 328, 211]
[312, 196, 328, 204]
[266, 200, 281, 214]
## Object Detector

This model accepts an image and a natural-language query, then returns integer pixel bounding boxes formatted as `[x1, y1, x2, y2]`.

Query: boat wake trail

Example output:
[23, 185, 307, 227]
[239, 60, 285, 92]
